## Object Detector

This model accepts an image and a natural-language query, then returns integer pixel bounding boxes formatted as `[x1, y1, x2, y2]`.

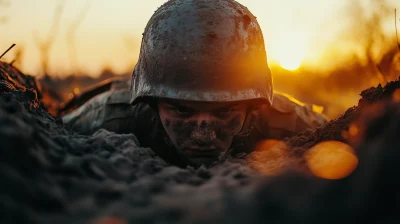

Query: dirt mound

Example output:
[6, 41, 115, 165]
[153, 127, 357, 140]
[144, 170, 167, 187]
[0, 62, 42, 109]
[0, 62, 260, 223]
[221, 102, 400, 223]
[1, 61, 400, 223]
[286, 78, 400, 159]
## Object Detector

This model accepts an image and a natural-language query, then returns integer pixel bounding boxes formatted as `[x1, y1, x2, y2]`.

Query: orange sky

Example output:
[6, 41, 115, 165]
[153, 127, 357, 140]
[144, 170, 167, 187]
[0, 0, 399, 76]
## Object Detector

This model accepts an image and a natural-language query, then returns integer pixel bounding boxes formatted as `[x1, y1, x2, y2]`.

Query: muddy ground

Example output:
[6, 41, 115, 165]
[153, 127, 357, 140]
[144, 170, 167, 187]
[1, 61, 400, 223]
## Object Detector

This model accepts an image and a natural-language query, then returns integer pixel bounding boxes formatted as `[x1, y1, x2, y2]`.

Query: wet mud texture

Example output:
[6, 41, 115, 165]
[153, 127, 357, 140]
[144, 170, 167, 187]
[1, 61, 400, 224]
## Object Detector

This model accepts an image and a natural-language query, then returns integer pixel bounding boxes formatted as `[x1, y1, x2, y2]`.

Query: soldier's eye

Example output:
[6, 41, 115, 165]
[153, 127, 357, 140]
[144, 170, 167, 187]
[215, 108, 233, 116]
[173, 108, 193, 116]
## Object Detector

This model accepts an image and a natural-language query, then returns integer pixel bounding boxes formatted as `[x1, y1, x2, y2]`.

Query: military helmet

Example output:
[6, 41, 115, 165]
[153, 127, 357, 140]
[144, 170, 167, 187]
[130, 0, 273, 106]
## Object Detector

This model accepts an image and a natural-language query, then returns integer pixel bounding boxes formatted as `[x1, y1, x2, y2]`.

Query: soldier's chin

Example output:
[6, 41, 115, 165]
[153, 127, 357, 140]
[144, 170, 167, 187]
[188, 156, 220, 166]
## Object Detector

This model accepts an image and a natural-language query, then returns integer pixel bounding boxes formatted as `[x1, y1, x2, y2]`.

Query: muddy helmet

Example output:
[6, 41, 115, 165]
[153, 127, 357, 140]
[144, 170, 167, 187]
[130, 0, 273, 106]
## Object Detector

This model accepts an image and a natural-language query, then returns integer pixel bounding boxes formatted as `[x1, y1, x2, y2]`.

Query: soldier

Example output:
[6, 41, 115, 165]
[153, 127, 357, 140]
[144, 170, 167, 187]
[62, 0, 327, 168]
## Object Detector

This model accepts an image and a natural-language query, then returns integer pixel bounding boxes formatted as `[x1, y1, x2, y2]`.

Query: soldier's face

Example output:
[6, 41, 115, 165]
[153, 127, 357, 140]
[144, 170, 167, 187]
[158, 99, 248, 165]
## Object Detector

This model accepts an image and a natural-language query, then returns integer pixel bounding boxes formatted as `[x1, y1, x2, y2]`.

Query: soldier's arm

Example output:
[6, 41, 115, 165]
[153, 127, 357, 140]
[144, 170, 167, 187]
[62, 90, 148, 135]
[252, 92, 328, 139]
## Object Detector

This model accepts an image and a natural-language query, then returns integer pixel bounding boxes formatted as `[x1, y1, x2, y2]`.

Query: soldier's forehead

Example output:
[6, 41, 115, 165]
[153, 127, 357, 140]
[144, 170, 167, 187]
[159, 99, 246, 109]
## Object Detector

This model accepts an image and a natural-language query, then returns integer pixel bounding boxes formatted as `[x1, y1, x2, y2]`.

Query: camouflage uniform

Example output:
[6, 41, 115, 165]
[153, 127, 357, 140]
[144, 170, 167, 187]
[62, 78, 326, 166]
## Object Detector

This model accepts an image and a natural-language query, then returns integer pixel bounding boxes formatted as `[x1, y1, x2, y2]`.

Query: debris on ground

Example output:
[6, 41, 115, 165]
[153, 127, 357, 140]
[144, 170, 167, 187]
[1, 61, 400, 223]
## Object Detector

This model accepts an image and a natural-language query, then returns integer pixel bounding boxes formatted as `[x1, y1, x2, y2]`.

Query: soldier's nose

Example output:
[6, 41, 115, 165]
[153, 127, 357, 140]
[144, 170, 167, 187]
[190, 119, 217, 144]
[195, 114, 213, 126]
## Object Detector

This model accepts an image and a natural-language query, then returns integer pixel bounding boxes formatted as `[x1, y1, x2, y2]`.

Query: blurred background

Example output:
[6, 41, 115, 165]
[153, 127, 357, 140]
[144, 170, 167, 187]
[0, 0, 399, 118]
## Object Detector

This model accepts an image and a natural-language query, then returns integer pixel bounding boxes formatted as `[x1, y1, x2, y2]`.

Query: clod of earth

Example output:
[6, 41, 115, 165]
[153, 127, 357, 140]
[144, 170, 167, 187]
[1, 61, 400, 223]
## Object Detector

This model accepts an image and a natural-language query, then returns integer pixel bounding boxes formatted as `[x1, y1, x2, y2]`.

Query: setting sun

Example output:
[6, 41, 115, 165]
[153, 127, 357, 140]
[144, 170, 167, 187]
[278, 57, 301, 71]
[268, 32, 307, 71]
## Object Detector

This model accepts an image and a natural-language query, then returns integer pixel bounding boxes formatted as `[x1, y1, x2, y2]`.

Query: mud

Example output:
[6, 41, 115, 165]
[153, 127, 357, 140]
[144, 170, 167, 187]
[161, 115, 244, 166]
[168, 116, 242, 146]
[1, 61, 400, 223]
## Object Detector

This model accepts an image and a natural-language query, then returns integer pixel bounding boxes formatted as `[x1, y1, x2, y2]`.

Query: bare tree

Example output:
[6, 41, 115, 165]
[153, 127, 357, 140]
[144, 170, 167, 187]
[335, 0, 395, 84]
[33, 1, 65, 76]
[66, 0, 91, 75]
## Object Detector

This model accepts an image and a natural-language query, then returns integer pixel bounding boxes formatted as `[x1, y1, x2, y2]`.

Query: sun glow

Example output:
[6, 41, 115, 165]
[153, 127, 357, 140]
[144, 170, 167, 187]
[278, 58, 301, 71]
[268, 32, 308, 71]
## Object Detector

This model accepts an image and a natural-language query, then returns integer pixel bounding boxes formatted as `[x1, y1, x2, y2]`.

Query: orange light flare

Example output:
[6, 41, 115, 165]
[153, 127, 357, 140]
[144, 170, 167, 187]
[247, 139, 290, 176]
[73, 87, 80, 95]
[341, 123, 365, 147]
[392, 88, 400, 103]
[91, 216, 127, 224]
[305, 141, 358, 180]
[68, 92, 75, 100]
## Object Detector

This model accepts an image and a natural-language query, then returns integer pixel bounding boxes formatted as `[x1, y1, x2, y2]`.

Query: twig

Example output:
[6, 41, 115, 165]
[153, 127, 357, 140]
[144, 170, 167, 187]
[0, 43, 15, 59]
[396, 9, 400, 51]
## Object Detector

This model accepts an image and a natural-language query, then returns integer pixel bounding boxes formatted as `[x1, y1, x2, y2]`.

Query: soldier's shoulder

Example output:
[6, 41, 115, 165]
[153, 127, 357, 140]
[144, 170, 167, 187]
[59, 77, 131, 115]
[60, 77, 145, 134]
[252, 92, 328, 138]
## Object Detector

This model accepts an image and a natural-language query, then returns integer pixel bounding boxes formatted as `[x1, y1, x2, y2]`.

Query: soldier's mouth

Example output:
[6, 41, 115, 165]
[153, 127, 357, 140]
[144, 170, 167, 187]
[186, 153, 222, 165]
[183, 148, 222, 159]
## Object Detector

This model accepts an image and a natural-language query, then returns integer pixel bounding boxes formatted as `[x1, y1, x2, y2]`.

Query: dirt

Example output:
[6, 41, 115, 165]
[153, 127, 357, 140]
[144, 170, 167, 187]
[286, 77, 400, 159]
[1, 61, 400, 223]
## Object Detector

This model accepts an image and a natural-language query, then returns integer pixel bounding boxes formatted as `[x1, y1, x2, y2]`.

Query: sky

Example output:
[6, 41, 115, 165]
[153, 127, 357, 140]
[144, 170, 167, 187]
[0, 0, 399, 76]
